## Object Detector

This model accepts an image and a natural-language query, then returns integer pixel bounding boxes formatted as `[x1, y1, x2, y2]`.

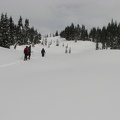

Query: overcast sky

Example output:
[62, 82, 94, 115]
[0, 0, 120, 35]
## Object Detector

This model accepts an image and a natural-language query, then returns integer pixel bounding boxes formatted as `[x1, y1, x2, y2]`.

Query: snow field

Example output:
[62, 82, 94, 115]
[0, 36, 120, 120]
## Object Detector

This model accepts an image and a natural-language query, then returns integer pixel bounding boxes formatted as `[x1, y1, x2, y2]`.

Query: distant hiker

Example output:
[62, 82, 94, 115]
[24, 46, 28, 60]
[28, 45, 31, 59]
[65, 46, 68, 53]
[69, 47, 71, 53]
[41, 48, 46, 57]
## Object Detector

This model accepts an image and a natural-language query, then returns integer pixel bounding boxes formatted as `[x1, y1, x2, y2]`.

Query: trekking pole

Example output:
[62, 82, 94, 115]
[31, 51, 34, 57]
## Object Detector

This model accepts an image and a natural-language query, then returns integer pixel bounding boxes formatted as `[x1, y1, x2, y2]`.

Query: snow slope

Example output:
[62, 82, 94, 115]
[0, 36, 120, 120]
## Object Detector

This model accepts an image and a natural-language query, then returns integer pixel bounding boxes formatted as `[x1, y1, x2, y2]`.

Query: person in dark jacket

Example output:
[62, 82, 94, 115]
[41, 48, 46, 57]
[28, 45, 31, 59]
[24, 46, 28, 60]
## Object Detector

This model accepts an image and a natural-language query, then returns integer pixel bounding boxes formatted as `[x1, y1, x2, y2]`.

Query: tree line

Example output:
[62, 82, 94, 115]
[60, 23, 88, 41]
[0, 13, 41, 48]
[60, 19, 120, 49]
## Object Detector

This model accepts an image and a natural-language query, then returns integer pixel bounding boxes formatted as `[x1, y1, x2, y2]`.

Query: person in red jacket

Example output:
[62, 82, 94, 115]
[24, 46, 28, 60]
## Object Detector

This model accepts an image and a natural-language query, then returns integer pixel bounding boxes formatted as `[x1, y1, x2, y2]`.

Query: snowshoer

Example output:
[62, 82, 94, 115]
[28, 45, 31, 59]
[41, 48, 46, 57]
[24, 46, 28, 60]
[69, 47, 71, 53]
[65, 47, 68, 53]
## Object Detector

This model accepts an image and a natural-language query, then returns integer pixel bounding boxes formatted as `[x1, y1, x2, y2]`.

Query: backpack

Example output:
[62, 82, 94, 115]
[24, 47, 28, 54]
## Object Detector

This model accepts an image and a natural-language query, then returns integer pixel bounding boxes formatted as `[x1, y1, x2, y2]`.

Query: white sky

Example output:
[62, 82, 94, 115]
[1, 0, 120, 34]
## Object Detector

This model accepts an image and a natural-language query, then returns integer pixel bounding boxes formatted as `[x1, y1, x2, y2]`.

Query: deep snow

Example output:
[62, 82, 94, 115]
[0, 36, 120, 120]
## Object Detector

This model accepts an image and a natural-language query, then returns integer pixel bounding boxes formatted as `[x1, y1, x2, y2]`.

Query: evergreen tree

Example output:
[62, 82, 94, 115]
[17, 16, 23, 45]
[101, 26, 107, 49]
[70, 23, 75, 40]
[89, 27, 97, 42]
[9, 16, 15, 45]
[117, 23, 120, 49]
[0, 13, 10, 48]
[81, 25, 86, 41]
[55, 30, 58, 36]
[76, 24, 81, 40]
[24, 19, 30, 44]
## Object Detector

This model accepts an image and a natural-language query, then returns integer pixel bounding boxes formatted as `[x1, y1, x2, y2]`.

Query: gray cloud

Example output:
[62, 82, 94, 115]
[0, 0, 120, 34]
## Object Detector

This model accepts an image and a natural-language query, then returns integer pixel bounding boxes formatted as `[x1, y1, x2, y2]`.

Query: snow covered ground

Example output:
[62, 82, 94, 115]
[0, 36, 120, 120]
